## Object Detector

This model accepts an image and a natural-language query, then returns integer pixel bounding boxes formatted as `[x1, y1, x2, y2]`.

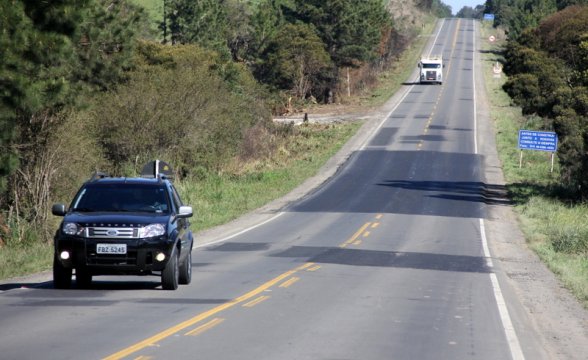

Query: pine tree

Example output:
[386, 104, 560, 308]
[165, 0, 230, 56]
[287, 0, 392, 68]
[0, 0, 86, 194]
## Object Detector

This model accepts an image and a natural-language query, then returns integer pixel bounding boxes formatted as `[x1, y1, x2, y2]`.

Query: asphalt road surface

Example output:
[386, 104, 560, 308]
[0, 19, 565, 360]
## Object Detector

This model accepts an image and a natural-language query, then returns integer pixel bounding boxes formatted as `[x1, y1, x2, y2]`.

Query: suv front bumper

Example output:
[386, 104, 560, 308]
[55, 235, 175, 275]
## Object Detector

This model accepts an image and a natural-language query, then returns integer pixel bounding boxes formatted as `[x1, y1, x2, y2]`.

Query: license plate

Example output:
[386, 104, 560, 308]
[97, 244, 127, 254]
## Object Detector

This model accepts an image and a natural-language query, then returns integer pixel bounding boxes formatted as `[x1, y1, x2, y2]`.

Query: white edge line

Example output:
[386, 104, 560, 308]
[427, 18, 445, 58]
[194, 212, 285, 249]
[474, 20, 524, 360]
[473, 20, 479, 155]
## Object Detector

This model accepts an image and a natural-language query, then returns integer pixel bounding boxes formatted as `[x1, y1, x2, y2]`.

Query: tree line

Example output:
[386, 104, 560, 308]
[161, 0, 396, 102]
[484, 0, 588, 198]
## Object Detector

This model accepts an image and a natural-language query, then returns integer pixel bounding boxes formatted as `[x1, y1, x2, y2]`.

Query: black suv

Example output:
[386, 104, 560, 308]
[51, 161, 193, 290]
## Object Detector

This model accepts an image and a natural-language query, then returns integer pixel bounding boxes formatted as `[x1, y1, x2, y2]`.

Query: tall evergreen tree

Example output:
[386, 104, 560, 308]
[74, 0, 147, 91]
[165, 0, 230, 55]
[0, 0, 146, 210]
[0, 0, 87, 194]
[286, 0, 392, 68]
[263, 23, 334, 99]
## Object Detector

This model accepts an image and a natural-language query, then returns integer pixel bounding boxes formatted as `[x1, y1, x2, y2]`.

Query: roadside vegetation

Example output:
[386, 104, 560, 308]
[0, 0, 445, 280]
[479, 9, 588, 307]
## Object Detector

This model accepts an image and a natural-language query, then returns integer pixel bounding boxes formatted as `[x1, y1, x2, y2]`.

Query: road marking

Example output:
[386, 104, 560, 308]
[371, 222, 380, 229]
[103, 262, 313, 360]
[184, 318, 225, 336]
[279, 277, 300, 289]
[340, 222, 371, 248]
[375, 214, 383, 219]
[194, 212, 285, 250]
[243, 295, 271, 308]
[307, 265, 321, 272]
[133, 356, 153, 360]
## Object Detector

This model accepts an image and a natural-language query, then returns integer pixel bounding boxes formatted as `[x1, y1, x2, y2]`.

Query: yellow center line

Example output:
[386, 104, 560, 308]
[184, 318, 225, 336]
[340, 222, 371, 248]
[363, 231, 370, 238]
[371, 222, 380, 228]
[375, 214, 383, 220]
[279, 277, 300, 288]
[243, 295, 271, 308]
[307, 265, 321, 272]
[103, 262, 314, 360]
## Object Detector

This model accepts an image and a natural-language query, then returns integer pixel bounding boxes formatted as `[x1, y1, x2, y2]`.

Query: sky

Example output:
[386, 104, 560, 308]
[444, 0, 484, 14]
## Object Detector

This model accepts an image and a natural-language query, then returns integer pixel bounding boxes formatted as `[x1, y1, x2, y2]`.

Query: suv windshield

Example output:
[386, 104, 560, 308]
[71, 183, 170, 213]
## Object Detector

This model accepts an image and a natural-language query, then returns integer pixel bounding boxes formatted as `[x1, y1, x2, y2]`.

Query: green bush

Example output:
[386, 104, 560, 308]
[92, 42, 271, 176]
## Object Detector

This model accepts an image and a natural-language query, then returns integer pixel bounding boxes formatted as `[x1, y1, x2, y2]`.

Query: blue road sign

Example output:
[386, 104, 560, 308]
[483, 13, 495, 21]
[518, 130, 558, 152]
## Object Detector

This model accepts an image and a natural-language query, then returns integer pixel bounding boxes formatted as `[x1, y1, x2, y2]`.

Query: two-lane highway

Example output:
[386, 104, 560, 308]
[0, 19, 543, 360]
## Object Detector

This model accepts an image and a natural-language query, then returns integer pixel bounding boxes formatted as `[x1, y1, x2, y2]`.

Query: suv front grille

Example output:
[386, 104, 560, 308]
[86, 227, 139, 239]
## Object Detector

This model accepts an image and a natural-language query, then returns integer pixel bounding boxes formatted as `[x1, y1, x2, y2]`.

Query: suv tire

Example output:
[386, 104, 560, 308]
[53, 254, 72, 289]
[161, 249, 179, 290]
[179, 250, 192, 285]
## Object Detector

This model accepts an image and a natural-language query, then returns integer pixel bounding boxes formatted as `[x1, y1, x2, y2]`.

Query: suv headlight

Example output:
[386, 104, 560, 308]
[139, 224, 165, 238]
[63, 223, 84, 236]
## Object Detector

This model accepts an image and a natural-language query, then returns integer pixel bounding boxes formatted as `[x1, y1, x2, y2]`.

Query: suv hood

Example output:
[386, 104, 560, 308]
[64, 212, 169, 226]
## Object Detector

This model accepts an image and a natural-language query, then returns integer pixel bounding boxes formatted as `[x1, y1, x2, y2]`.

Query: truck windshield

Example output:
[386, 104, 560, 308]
[423, 63, 441, 69]
[71, 184, 170, 213]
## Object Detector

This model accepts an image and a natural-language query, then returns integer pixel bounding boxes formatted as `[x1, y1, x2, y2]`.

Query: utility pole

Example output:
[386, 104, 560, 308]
[162, 0, 167, 44]
[347, 67, 351, 97]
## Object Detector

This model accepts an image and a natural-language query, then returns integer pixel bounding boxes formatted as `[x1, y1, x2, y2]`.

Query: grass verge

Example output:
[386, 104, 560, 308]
[479, 23, 588, 307]
[0, 242, 53, 281]
[177, 122, 363, 232]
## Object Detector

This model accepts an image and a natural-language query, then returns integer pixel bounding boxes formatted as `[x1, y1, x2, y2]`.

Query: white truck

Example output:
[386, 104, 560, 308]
[418, 56, 443, 84]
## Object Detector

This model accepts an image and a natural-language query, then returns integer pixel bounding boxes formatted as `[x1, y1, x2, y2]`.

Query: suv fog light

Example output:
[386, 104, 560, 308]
[155, 253, 166, 262]
[60, 251, 70, 260]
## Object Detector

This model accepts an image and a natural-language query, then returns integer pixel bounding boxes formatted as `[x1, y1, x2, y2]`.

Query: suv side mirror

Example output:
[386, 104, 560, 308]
[52, 204, 67, 216]
[177, 206, 193, 218]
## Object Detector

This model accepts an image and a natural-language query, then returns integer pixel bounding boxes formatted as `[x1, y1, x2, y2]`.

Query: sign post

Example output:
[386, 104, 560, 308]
[517, 130, 558, 172]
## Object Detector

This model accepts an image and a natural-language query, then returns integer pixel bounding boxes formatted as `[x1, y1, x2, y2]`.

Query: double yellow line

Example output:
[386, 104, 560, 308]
[105, 214, 385, 360]
[104, 262, 314, 360]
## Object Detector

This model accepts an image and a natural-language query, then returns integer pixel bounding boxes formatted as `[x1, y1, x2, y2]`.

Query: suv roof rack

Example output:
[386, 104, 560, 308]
[89, 171, 111, 181]
[140, 160, 174, 180]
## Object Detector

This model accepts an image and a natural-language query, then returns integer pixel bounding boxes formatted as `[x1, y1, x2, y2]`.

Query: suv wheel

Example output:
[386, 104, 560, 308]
[53, 254, 72, 289]
[161, 249, 179, 290]
[179, 250, 192, 285]
[76, 268, 93, 289]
